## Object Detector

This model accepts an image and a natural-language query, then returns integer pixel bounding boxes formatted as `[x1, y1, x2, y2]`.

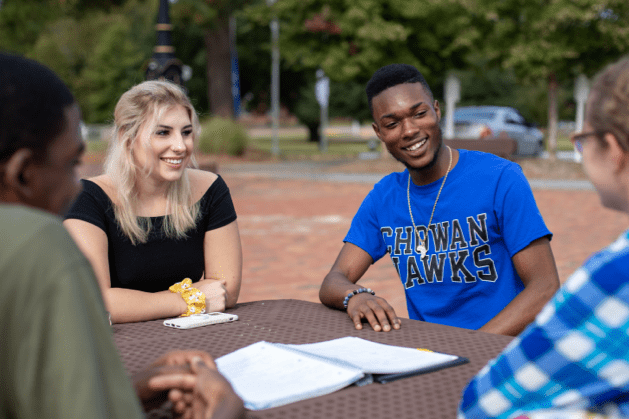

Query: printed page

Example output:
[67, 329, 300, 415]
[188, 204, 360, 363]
[285, 336, 459, 374]
[216, 341, 364, 411]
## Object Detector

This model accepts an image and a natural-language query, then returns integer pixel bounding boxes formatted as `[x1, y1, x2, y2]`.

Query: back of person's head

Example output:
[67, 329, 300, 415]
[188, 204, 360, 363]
[588, 56, 629, 151]
[366, 64, 433, 115]
[0, 52, 75, 163]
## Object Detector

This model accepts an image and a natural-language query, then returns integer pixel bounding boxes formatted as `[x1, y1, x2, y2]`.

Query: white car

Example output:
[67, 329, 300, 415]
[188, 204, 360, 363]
[449, 106, 545, 156]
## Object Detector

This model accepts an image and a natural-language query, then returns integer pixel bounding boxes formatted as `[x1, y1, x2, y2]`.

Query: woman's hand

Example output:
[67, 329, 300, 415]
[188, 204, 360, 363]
[195, 279, 227, 313]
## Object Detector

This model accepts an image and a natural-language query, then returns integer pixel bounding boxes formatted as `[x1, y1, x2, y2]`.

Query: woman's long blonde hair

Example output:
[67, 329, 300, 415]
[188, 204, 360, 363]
[105, 80, 201, 245]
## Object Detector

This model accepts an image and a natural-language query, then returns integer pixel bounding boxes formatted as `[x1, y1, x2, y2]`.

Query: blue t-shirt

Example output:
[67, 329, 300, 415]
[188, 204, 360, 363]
[345, 149, 552, 329]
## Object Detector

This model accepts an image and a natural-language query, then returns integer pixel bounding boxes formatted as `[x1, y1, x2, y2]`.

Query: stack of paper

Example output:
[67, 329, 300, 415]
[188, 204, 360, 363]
[216, 336, 467, 410]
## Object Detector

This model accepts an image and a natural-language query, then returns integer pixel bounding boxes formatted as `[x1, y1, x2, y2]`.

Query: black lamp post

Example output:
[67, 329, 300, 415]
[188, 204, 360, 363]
[146, 0, 186, 85]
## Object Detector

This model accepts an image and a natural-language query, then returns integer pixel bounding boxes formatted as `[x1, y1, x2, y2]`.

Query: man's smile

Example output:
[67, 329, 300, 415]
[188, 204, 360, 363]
[404, 138, 427, 151]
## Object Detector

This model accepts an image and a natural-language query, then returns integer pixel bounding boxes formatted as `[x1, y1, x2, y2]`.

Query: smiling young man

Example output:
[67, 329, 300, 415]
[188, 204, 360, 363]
[319, 63, 560, 336]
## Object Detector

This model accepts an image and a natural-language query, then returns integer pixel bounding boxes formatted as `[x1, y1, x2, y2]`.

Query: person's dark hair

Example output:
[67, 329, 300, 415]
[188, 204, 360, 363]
[366, 63, 434, 115]
[589, 56, 629, 151]
[0, 52, 75, 163]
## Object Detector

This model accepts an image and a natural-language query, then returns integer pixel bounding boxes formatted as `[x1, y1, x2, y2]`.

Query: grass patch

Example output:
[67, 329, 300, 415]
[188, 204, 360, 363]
[81, 135, 378, 162]
[556, 134, 573, 151]
[249, 135, 379, 158]
[85, 133, 574, 160]
[86, 140, 108, 154]
[198, 117, 249, 156]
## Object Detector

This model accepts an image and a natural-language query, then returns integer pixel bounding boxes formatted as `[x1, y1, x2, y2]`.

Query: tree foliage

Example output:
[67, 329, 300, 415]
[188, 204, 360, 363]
[243, 0, 480, 89]
[475, 0, 629, 81]
[0, 0, 63, 55]
[3, 0, 628, 136]
[237, 1, 374, 141]
[472, 0, 629, 152]
[240, 0, 484, 140]
[242, 0, 629, 145]
[1, 0, 155, 123]
[453, 59, 574, 126]
[78, 17, 148, 122]
[171, 0, 255, 118]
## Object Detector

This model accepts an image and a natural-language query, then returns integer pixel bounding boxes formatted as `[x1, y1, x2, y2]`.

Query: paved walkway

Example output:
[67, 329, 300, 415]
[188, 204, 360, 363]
[78, 159, 629, 319]
[220, 161, 595, 190]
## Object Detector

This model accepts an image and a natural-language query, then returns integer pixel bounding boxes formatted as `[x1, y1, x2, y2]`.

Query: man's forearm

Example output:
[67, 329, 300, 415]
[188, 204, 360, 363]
[479, 279, 557, 336]
[319, 272, 359, 309]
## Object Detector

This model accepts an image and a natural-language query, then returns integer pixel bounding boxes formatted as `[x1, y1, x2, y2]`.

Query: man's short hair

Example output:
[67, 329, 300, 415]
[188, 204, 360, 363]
[366, 64, 434, 116]
[0, 53, 75, 162]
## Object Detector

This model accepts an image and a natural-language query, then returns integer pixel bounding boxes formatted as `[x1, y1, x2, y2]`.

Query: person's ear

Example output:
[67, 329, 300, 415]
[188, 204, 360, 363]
[372, 122, 384, 143]
[603, 132, 629, 173]
[3, 148, 35, 198]
[433, 100, 441, 122]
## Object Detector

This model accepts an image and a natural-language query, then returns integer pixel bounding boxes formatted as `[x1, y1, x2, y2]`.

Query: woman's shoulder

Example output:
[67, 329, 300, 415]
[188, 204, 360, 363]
[188, 169, 220, 201]
[84, 175, 118, 205]
[87, 174, 112, 191]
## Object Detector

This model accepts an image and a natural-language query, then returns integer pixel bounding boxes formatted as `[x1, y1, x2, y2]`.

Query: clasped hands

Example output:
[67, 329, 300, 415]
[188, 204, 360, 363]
[346, 292, 401, 332]
[134, 350, 244, 419]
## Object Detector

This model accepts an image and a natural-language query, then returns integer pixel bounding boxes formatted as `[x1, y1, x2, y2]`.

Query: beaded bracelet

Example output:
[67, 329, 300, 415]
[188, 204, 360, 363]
[343, 288, 375, 309]
[169, 278, 206, 317]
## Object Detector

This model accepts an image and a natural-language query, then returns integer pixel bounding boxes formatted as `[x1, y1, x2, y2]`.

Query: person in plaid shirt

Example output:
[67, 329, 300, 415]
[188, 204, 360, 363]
[459, 56, 629, 418]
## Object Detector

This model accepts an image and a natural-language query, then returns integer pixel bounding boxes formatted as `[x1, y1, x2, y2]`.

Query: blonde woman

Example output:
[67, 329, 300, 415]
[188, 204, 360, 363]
[64, 81, 242, 324]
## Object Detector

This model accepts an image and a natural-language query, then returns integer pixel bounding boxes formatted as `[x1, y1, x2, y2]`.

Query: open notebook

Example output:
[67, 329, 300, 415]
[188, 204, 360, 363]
[216, 336, 468, 410]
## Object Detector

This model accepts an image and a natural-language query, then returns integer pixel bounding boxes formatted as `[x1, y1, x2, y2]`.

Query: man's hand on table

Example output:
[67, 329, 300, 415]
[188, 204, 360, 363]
[347, 293, 401, 332]
[133, 350, 244, 419]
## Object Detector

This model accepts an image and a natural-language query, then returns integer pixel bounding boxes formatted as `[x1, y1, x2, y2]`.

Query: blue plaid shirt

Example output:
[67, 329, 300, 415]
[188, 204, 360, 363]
[459, 230, 629, 418]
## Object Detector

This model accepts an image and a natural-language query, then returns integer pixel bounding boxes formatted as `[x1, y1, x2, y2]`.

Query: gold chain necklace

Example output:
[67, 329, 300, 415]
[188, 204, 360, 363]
[407, 145, 452, 259]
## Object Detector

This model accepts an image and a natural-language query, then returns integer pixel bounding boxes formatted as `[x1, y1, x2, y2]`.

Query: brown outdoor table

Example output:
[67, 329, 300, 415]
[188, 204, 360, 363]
[113, 299, 513, 419]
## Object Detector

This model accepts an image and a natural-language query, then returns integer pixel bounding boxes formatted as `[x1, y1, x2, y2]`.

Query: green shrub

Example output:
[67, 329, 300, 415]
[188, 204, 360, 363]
[197, 117, 249, 156]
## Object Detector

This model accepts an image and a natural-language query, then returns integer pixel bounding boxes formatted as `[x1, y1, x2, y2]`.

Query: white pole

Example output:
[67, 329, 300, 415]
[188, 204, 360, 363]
[444, 74, 460, 140]
[315, 69, 330, 152]
[267, 0, 280, 156]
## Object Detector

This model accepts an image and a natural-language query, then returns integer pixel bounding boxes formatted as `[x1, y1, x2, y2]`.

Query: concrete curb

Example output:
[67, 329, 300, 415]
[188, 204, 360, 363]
[220, 162, 594, 190]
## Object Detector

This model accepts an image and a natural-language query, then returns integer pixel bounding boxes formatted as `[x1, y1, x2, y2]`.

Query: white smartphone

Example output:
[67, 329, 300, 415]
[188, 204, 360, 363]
[163, 312, 239, 329]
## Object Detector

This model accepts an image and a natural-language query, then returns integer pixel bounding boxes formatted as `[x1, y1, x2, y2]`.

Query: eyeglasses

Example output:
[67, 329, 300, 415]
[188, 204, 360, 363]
[570, 131, 602, 154]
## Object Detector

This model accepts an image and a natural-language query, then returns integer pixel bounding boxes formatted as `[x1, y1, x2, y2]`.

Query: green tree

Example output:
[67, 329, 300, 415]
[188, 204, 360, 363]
[3, 0, 155, 123]
[0, 0, 63, 55]
[235, 3, 373, 142]
[243, 0, 480, 88]
[292, 75, 371, 142]
[241, 0, 481, 141]
[453, 59, 575, 126]
[473, 0, 629, 155]
[79, 17, 148, 122]
[172, 0, 254, 118]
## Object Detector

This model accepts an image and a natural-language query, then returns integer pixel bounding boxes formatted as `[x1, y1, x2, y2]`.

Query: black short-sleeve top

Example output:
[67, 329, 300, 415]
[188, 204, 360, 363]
[65, 177, 237, 293]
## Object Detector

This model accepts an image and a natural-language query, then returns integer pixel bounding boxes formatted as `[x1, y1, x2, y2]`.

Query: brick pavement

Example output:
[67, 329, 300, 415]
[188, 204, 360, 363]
[77, 160, 629, 320]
